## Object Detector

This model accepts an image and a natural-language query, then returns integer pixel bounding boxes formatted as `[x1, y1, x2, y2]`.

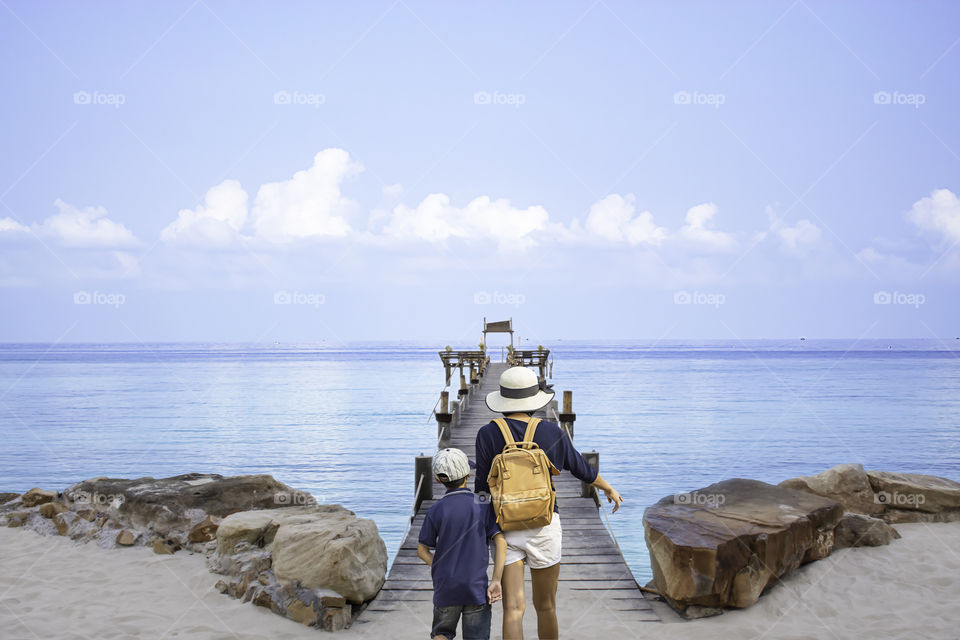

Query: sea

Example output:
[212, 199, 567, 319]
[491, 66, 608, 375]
[1, 339, 958, 582]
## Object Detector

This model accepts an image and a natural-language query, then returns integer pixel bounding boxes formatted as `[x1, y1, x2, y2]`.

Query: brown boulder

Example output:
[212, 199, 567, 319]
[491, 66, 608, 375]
[38, 502, 68, 519]
[643, 478, 843, 611]
[151, 538, 181, 555]
[834, 513, 900, 548]
[116, 529, 136, 546]
[187, 515, 221, 542]
[867, 470, 960, 520]
[76, 509, 97, 522]
[286, 598, 319, 626]
[779, 464, 883, 515]
[53, 512, 78, 536]
[0, 492, 20, 505]
[21, 488, 56, 508]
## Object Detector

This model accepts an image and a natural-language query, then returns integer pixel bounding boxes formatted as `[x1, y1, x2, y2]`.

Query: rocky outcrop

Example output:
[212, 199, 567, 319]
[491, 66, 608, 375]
[779, 463, 883, 515]
[780, 465, 960, 523]
[867, 470, 960, 522]
[0, 492, 20, 505]
[21, 488, 56, 508]
[0, 474, 306, 552]
[60, 473, 301, 546]
[209, 505, 387, 630]
[643, 478, 843, 613]
[834, 513, 901, 548]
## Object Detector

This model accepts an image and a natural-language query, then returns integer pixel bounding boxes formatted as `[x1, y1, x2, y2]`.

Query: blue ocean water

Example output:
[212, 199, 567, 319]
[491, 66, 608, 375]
[1, 339, 958, 582]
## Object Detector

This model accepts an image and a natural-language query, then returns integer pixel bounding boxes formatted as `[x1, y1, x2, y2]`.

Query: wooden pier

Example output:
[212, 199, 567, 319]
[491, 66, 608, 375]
[354, 343, 659, 637]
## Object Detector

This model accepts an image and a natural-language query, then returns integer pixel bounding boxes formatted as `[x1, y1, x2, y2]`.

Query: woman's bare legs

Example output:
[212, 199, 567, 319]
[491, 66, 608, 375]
[530, 563, 560, 639]
[502, 559, 526, 639]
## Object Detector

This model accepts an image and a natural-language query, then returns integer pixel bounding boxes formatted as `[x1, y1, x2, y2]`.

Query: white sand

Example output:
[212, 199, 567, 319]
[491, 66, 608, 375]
[2, 523, 959, 639]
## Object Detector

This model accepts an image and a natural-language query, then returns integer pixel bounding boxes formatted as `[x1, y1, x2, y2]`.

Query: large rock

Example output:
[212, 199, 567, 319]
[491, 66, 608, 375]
[215, 505, 387, 605]
[272, 513, 388, 603]
[0, 492, 20, 505]
[21, 488, 56, 508]
[866, 470, 960, 522]
[643, 478, 843, 612]
[779, 464, 883, 515]
[62, 473, 303, 544]
[834, 513, 900, 548]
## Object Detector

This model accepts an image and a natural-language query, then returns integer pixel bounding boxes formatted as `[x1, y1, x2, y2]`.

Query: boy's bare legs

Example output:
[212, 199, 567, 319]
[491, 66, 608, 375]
[530, 563, 560, 640]
[502, 559, 526, 639]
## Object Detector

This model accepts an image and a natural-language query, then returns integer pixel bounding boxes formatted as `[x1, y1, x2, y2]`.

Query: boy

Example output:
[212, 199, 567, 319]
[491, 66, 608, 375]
[418, 448, 507, 640]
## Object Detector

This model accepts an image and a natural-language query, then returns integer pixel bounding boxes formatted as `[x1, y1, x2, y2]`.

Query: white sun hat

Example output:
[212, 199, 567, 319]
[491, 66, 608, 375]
[485, 366, 555, 414]
[433, 448, 471, 482]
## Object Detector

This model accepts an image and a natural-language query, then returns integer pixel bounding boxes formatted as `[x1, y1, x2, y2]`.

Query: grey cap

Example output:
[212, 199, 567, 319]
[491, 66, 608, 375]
[433, 448, 470, 482]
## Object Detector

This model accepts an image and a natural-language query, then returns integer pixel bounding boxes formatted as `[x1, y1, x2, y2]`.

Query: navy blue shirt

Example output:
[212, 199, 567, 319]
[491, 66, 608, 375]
[474, 418, 599, 513]
[418, 487, 501, 607]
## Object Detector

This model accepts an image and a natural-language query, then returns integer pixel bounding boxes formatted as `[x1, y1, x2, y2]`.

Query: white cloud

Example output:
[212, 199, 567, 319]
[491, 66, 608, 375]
[35, 199, 139, 248]
[161, 179, 248, 246]
[766, 206, 822, 255]
[583, 194, 667, 246]
[0, 217, 29, 234]
[383, 193, 550, 249]
[677, 202, 737, 252]
[907, 188, 960, 245]
[251, 148, 362, 242]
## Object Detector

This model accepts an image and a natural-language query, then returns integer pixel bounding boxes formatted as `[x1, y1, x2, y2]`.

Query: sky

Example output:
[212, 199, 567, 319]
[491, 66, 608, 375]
[1, 0, 959, 344]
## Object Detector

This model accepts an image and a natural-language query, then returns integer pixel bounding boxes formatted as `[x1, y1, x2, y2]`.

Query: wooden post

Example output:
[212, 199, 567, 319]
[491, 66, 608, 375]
[559, 390, 576, 441]
[436, 391, 453, 447]
[415, 455, 434, 514]
[581, 451, 599, 502]
[444, 362, 451, 386]
[470, 363, 478, 384]
[458, 372, 468, 398]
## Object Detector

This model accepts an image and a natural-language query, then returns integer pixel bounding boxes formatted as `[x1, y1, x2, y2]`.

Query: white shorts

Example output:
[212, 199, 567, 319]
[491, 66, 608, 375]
[502, 514, 562, 569]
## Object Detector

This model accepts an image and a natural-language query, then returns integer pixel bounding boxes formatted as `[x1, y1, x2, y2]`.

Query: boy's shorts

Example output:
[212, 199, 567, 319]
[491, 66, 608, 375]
[503, 514, 562, 569]
[431, 603, 491, 640]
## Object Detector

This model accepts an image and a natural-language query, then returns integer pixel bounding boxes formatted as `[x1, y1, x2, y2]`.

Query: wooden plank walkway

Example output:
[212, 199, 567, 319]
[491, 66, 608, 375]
[353, 361, 659, 637]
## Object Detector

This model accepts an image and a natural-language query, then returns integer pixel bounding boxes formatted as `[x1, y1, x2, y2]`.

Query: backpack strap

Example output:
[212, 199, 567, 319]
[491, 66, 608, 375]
[493, 418, 516, 446]
[521, 417, 541, 449]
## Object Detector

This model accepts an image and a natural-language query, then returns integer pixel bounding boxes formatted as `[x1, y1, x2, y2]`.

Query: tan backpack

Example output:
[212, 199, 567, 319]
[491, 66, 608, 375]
[487, 418, 560, 531]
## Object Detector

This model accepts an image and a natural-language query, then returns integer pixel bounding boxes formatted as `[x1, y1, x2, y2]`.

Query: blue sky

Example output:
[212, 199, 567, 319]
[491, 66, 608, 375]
[1, 0, 959, 343]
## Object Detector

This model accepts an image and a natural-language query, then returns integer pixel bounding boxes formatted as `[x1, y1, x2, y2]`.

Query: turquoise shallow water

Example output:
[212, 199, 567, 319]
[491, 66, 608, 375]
[1, 339, 958, 581]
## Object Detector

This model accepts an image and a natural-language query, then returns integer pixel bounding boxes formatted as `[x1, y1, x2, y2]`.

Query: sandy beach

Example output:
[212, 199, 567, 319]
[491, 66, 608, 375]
[2, 522, 958, 640]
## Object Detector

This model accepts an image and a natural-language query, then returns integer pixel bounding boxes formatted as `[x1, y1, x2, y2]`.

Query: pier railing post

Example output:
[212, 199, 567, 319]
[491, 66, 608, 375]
[559, 390, 576, 442]
[436, 391, 453, 448]
[415, 455, 434, 515]
[458, 372, 469, 399]
[581, 451, 599, 503]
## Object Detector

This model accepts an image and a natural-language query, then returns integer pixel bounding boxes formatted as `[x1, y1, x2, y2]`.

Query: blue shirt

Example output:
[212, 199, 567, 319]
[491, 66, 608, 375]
[474, 418, 599, 513]
[418, 487, 501, 607]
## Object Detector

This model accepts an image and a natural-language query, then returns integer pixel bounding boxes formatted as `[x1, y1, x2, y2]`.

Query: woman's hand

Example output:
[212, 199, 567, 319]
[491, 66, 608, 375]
[603, 487, 623, 514]
[592, 474, 624, 514]
[487, 579, 502, 604]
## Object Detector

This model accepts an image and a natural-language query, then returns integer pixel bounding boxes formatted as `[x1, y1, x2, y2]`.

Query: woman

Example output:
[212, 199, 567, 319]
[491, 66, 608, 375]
[474, 366, 623, 640]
